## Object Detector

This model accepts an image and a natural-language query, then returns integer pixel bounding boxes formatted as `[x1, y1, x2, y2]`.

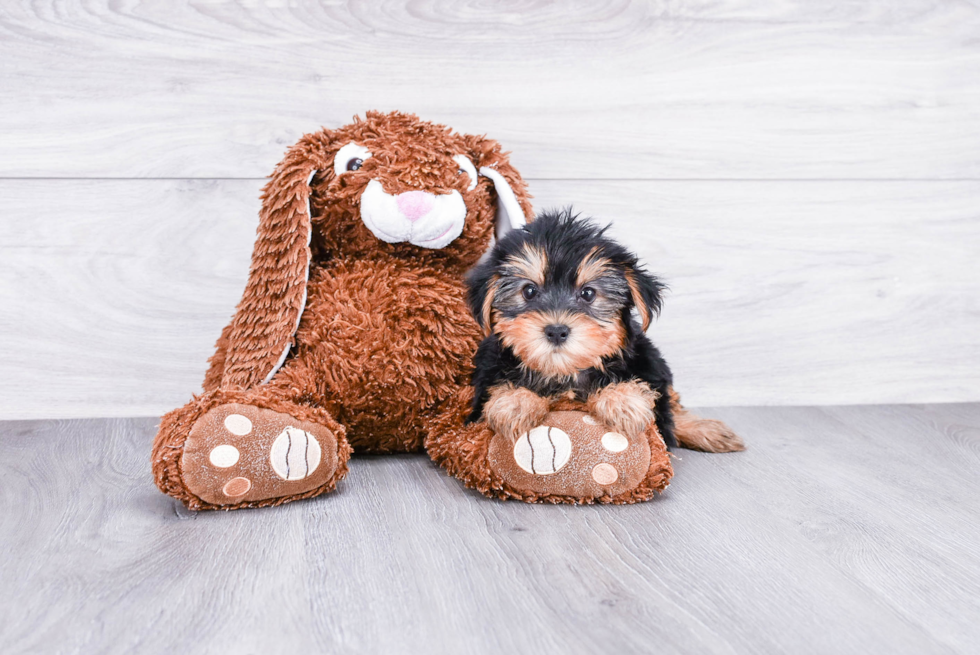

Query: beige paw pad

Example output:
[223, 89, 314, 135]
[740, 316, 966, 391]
[592, 463, 619, 485]
[270, 427, 322, 481]
[224, 413, 253, 436]
[209, 444, 240, 468]
[223, 477, 252, 497]
[601, 432, 629, 453]
[513, 426, 572, 475]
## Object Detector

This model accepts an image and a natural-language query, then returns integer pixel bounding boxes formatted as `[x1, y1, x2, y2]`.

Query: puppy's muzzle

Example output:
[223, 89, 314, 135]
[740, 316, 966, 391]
[544, 324, 570, 346]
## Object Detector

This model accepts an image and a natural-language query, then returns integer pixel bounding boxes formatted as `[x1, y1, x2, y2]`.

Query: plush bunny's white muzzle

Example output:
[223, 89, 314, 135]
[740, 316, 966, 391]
[360, 180, 467, 250]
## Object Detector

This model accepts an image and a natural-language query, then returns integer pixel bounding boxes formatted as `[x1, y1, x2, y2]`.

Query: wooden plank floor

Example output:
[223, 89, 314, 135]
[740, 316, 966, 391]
[1, 403, 978, 654]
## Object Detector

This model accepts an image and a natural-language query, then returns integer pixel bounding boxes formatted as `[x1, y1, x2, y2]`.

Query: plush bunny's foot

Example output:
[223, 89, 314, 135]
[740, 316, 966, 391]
[487, 409, 665, 502]
[178, 403, 345, 508]
[426, 388, 672, 504]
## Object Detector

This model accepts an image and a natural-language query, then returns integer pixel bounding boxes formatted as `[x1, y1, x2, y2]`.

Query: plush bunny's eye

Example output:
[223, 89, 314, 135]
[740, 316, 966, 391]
[334, 142, 372, 176]
[453, 155, 478, 192]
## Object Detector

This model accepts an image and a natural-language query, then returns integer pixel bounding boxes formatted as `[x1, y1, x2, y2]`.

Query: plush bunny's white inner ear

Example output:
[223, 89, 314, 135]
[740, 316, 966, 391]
[479, 166, 527, 240]
[454, 155, 478, 192]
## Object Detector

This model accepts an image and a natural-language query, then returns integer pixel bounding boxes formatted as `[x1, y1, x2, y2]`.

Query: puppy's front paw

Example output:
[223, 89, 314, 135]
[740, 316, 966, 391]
[484, 384, 550, 442]
[587, 380, 659, 438]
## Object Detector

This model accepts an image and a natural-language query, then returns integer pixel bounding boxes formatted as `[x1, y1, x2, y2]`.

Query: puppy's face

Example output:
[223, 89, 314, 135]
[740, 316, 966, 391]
[468, 211, 664, 379]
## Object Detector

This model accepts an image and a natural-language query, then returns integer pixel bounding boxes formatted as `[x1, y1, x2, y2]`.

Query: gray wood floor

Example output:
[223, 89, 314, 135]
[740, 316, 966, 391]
[1, 403, 978, 655]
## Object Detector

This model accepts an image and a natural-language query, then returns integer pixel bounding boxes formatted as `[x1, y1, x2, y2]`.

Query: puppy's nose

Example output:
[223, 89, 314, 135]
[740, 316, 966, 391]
[396, 190, 435, 222]
[544, 324, 570, 345]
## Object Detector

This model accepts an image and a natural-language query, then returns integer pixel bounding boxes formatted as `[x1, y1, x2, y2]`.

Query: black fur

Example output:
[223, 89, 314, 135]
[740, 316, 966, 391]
[464, 208, 676, 448]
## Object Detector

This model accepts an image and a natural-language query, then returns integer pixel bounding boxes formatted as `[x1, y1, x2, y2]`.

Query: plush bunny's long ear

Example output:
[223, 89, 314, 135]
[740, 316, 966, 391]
[465, 135, 533, 240]
[217, 138, 325, 390]
[479, 166, 527, 240]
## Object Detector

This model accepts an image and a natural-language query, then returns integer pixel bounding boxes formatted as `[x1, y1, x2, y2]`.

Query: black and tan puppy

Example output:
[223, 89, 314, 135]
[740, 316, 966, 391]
[465, 208, 744, 453]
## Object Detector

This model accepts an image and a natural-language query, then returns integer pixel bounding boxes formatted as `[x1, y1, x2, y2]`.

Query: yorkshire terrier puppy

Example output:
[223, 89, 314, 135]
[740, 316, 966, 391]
[465, 209, 678, 447]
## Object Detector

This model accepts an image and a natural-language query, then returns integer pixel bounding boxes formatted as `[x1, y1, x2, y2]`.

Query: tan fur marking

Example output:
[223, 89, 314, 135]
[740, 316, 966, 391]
[494, 310, 626, 379]
[506, 244, 547, 286]
[587, 380, 659, 438]
[576, 249, 612, 287]
[625, 271, 651, 331]
[483, 384, 550, 441]
[480, 275, 499, 335]
[669, 387, 746, 452]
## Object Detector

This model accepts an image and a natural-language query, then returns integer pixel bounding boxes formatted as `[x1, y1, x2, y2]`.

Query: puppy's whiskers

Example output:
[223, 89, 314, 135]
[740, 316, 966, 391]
[494, 309, 625, 379]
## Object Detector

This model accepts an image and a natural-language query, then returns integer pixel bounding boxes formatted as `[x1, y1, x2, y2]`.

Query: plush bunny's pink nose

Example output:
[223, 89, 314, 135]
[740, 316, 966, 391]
[396, 191, 435, 222]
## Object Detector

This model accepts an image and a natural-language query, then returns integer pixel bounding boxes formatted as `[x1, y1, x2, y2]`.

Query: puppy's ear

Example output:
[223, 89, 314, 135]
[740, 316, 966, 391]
[625, 266, 665, 332]
[463, 135, 534, 240]
[217, 131, 331, 389]
[465, 259, 499, 336]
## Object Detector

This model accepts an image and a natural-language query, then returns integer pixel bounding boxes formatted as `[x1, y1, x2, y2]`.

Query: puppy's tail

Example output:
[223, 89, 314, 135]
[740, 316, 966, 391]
[669, 387, 745, 453]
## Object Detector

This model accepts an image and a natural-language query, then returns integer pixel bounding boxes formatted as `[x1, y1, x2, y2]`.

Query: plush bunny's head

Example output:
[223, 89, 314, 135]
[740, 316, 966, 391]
[216, 111, 533, 390]
[308, 112, 530, 267]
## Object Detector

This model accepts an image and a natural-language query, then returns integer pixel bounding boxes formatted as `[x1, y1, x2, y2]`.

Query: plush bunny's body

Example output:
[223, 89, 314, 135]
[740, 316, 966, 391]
[153, 112, 675, 509]
[279, 257, 480, 453]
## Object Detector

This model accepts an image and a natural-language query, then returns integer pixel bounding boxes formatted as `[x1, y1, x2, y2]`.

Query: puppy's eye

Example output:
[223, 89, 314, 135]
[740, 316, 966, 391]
[333, 142, 372, 176]
[580, 287, 596, 303]
[522, 285, 538, 301]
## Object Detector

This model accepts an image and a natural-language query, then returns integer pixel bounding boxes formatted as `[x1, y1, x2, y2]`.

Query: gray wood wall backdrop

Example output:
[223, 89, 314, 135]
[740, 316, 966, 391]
[1, 1, 978, 420]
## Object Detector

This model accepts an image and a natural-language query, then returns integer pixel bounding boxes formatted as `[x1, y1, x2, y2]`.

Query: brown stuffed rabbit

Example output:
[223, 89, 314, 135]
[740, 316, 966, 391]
[152, 111, 680, 509]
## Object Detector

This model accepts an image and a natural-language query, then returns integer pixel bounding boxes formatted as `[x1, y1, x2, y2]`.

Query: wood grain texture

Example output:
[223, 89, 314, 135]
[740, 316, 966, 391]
[1, 0, 979, 179]
[1, 404, 978, 654]
[0, 179, 259, 420]
[532, 180, 980, 407]
[1, 178, 976, 420]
